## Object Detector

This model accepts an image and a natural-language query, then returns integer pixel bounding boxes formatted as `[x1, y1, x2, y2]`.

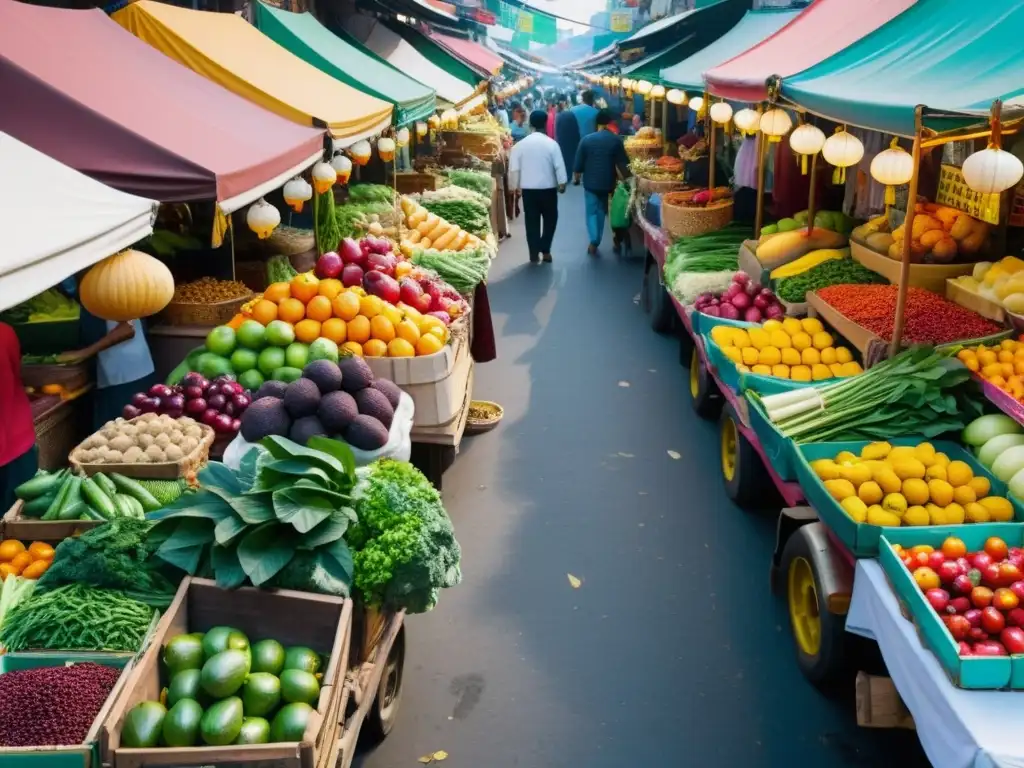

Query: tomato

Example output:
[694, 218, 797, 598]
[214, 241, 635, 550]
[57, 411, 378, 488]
[972, 586, 995, 608]
[985, 537, 1010, 563]
[911, 545, 935, 556]
[941, 537, 968, 560]
[913, 567, 940, 591]
[998, 563, 1023, 587]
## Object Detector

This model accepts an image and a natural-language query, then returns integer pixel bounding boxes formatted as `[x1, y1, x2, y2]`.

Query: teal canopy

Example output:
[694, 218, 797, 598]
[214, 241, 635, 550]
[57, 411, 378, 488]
[253, 2, 436, 126]
[781, 0, 1024, 137]
[660, 8, 799, 93]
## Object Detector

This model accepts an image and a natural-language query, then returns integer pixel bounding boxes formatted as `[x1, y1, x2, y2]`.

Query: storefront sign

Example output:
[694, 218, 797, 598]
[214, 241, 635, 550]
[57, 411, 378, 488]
[516, 9, 534, 33]
[936, 163, 1001, 226]
[610, 11, 633, 32]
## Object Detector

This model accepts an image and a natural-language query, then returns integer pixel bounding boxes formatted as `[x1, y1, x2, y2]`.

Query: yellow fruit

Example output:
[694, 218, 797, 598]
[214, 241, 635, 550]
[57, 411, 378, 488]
[824, 478, 856, 502]
[933, 452, 950, 467]
[362, 338, 388, 357]
[782, 317, 803, 335]
[835, 451, 858, 464]
[861, 442, 892, 460]
[790, 332, 812, 351]
[858, 481, 883, 505]
[840, 463, 872, 488]
[926, 464, 948, 482]
[820, 347, 837, 365]
[926, 504, 947, 525]
[332, 292, 361, 321]
[867, 506, 902, 527]
[415, 334, 444, 356]
[346, 315, 371, 344]
[813, 331, 834, 350]
[882, 493, 908, 516]
[840, 361, 863, 376]
[305, 295, 333, 322]
[927, 479, 954, 507]
[952, 485, 977, 505]
[947, 460, 973, 487]
[724, 347, 743, 365]
[979, 496, 1015, 522]
[751, 364, 772, 375]
[387, 338, 416, 357]
[758, 347, 782, 366]
[841, 497, 868, 522]
[965, 502, 991, 523]
[771, 364, 791, 379]
[320, 318, 348, 344]
[891, 458, 926, 480]
[811, 459, 840, 480]
[396, 319, 421, 345]
[801, 348, 820, 366]
[710, 326, 733, 347]
[769, 331, 792, 349]
[781, 348, 801, 366]
[901, 478, 929, 506]
[828, 363, 845, 378]
[888, 446, 916, 462]
[748, 328, 771, 349]
[731, 329, 751, 348]
[293, 319, 321, 344]
[369, 315, 396, 343]
[914, 442, 936, 464]
[790, 365, 811, 382]
[0, 540, 26, 563]
[762, 319, 784, 333]
[800, 317, 824, 335]
[944, 503, 966, 524]
[968, 476, 991, 498]
[811, 363, 831, 381]
[741, 347, 760, 366]
[381, 304, 404, 327]
[873, 467, 902, 495]
[835, 347, 853, 364]
[903, 506, 930, 526]
[359, 294, 383, 318]
[341, 340, 363, 357]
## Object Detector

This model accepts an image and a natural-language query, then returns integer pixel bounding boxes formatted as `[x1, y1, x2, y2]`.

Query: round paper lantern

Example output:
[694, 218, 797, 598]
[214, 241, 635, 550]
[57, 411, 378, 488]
[282, 177, 312, 213]
[822, 129, 864, 184]
[963, 147, 1024, 195]
[428, 114, 441, 130]
[688, 96, 704, 114]
[79, 249, 175, 322]
[870, 137, 915, 204]
[733, 108, 759, 135]
[377, 137, 396, 163]
[759, 108, 792, 142]
[650, 84, 666, 99]
[709, 102, 733, 125]
[395, 127, 410, 148]
[350, 139, 372, 166]
[440, 109, 458, 129]
[788, 123, 826, 174]
[331, 154, 352, 184]
[311, 161, 337, 194]
[635, 80, 653, 96]
[246, 199, 281, 241]
[666, 89, 686, 106]
[415, 122, 428, 138]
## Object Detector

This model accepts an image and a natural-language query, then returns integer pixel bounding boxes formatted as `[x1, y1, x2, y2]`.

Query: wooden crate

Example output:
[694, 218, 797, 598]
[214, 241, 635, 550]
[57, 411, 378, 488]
[157, 295, 252, 328]
[69, 417, 215, 480]
[2, 499, 104, 542]
[946, 278, 1006, 322]
[402, 339, 473, 428]
[104, 577, 352, 768]
[806, 291, 885, 365]
[850, 240, 975, 293]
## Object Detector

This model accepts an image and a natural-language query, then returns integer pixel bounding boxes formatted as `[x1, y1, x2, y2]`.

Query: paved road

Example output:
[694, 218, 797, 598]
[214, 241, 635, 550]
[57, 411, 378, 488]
[356, 185, 929, 768]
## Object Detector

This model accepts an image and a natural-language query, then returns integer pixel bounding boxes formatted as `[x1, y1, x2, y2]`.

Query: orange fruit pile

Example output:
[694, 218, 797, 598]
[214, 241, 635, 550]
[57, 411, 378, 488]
[958, 338, 1024, 401]
[0, 539, 55, 580]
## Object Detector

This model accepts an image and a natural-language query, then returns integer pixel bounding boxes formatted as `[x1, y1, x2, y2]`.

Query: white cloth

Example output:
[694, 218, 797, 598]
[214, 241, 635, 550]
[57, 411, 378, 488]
[508, 131, 567, 192]
[495, 109, 510, 130]
[97, 319, 155, 388]
[847, 560, 1024, 768]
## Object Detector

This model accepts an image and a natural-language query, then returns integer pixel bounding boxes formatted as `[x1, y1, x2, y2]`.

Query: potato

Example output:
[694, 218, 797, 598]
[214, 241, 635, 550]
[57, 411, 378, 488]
[154, 432, 171, 449]
[145, 444, 166, 462]
[123, 446, 144, 463]
[164, 444, 184, 461]
[181, 437, 199, 454]
[109, 435, 134, 453]
[184, 425, 203, 440]
[137, 433, 154, 449]
[168, 429, 184, 445]
[105, 450, 124, 463]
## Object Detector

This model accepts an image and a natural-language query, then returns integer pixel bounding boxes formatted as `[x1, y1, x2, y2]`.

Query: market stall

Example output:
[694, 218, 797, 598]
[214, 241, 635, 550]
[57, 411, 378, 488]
[427, 30, 504, 78]
[384, 20, 490, 86]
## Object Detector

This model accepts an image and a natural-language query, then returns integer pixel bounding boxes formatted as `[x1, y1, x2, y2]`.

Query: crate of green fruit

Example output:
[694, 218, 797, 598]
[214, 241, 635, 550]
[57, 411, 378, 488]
[104, 577, 352, 768]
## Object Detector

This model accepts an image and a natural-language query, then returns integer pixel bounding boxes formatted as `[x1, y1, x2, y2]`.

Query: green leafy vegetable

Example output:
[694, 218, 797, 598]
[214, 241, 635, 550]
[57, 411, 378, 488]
[775, 258, 887, 304]
[314, 190, 341, 255]
[346, 184, 395, 205]
[418, 199, 491, 238]
[411, 247, 490, 294]
[0, 576, 36, 632]
[445, 169, 492, 198]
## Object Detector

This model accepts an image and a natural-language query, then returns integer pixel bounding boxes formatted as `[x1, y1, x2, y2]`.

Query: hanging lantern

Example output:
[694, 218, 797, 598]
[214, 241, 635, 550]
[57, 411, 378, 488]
[331, 154, 352, 185]
[428, 114, 441, 130]
[350, 140, 372, 166]
[822, 128, 864, 184]
[759, 108, 792, 142]
[688, 96, 704, 114]
[788, 123, 826, 175]
[311, 161, 337, 194]
[963, 147, 1024, 195]
[246, 198, 281, 241]
[415, 122, 428, 138]
[395, 127, 410, 148]
[79, 249, 175, 322]
[282, 176, 313, 213]
[635, 80, 653, 96]
[709, 102, 733, 125]
[377, 137, 396, 163]
[650, 84, 666, 99]
[870, 137, 915, 205]
[666, 89, 686, 106]
[733, 108, 759, 136]
[440, 109, 458, 129]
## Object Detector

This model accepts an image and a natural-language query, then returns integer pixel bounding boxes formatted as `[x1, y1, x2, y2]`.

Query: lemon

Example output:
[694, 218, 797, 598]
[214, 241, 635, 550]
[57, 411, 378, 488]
[820, 347, 837, 365]
[882, 493, 907, 516]
[771, 364, 791, 379]
[752, 364, 772, 375]
[901, 478, 929, 506]
[813, 331, 834, 350]
[762, 319, 784, 333]
[800, 317, 824, 335]
[943, 502, 966, 524]
[769, 331, 792, 349]
[835, 347, 853, 364]
[965, 502, 990, 523]
[824, 478, 856, 502]
[812, 363, 832, 381]
[781, 348, 802, 366]
[835, 451, 859, 465]
[758, 347, 782, 366]
[914, 442, 937, 466]
[947, 460, 974, 487]
[741, 347, 759, 366]
[790, 332, 812, 351]
[968, 476, 991, 498]
[710, 326, 733, 348]
[925, 464, 947, 482]
[860, 441, 891, 460]
[732, 330, 752, 348]
[790, 365, 812, 382]
[841, 497, 868, 522]
[952, 485, 977, 505]
[840, 463, 872, 488]
[933, 452, 951, 467]
[840, 361, 863, 376]
[811, 459, 840, 480]
[782, 317, 803, 336]
[858, 481, 883, 505]
[801, 347, 821, 366]
[979, 496, 1014, 522]
[748, 328, 771, 350]
[903, 505, 930, 526]
[927, 479, 954, 507]
[867, 506, 901, 527]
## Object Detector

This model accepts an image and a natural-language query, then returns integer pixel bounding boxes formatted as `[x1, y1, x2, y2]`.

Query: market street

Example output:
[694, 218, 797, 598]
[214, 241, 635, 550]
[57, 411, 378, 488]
[356, 185, 931, 768]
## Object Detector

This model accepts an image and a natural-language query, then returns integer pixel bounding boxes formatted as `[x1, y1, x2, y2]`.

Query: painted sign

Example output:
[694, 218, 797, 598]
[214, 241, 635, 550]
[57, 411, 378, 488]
[610, 10, 633, 31]
[936, 163, 1001, 226]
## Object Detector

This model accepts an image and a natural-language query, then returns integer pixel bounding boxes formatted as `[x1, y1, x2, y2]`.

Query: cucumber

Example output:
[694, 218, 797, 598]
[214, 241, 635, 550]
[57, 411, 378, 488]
[79, 504, 107, 521]
[22, 491, 57, 518]
[93, 473, 118, 499]
[15, 469, 65, 501]
[42, 475, 75, 521]
[81, 477, 117, 520]
[59, 476, 83, 518]
[58, 500, 90, 521]
[110, 473, 162, 512]
[113, 494, 140, 519]
[123, 496, 145, 520]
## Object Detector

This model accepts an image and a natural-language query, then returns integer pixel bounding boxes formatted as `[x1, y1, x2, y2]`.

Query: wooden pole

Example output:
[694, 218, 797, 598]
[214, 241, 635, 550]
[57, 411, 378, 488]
[661, 96, 669, 155]
[754, 133, 766, 237]
[889, 108, 923, 358]
[805, 152, 818, 235]
[708, 120, 716, 191]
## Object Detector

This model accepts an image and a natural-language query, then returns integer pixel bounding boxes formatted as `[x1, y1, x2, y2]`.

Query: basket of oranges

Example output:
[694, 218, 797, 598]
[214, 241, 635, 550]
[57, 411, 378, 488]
[0, 539, 54, 582]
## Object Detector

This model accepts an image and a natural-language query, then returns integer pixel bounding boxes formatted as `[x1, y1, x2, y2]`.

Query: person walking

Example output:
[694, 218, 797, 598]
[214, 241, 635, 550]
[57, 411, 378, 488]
[555, 93, 581, 177]
[0, 321, 37, 510]
[571, 89, 600, 138]
[573, 109, 630, 256]
[509, 109, 567, 264]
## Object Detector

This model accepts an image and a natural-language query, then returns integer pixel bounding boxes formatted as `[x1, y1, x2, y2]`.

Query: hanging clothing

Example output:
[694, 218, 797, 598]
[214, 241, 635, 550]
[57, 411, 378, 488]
[734, 135, 758, 190]
[844, 128, 887, 219]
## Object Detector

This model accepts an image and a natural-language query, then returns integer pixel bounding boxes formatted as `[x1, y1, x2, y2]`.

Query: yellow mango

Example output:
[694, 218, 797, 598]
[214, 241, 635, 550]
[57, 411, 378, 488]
[861, 442, 892, 460]
[979, 496, 1014, 522]
[882, 493, 908, 516]
[903, 506, 930, 526]
[943, 502, 966, 524]
[820, 347, 837, 365]
[841, 497, 868, 522]
[873, 468, 903, 495]
[901, 478, 929, 506]
[811, 459, 841, 480]
[947, 460, 974, 487]
[891, 458, 926, 480]
[835, 347, 853, 364]
[927, 479, 954, 507]
[858, 481, 883, 505]
[824, 478, 856, 502]
[965, 502, 990, 523]
[925, 504, 947, 525]
[867, 506, 902, 527]
[840, 464, 872, 488]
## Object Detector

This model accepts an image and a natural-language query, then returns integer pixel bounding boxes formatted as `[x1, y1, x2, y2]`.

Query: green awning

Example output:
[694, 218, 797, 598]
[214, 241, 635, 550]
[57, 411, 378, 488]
[781, 1, 1024, 137]
[253, 3, 435, 126]
[622, 35, 696, 83]
[660, 8, 800, 93]
[385, 20, 485, 86]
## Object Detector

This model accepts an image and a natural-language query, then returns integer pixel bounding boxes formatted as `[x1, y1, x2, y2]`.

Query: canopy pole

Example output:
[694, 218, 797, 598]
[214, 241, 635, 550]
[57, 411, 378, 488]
[661, 95, 669, 155]
[754, 131, 766, 238]
[708, 121, 716, 192]
[889, 108, 923, 358]
[805, 153, 818, 235]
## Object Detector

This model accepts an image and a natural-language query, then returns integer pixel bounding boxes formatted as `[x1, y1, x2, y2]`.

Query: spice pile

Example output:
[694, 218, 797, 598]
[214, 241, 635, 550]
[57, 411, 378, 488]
[815, 285, 1003, 344]
[0, 662, 121, 747]
[774, 258, 886, 304]
[172, 278, 251, 304]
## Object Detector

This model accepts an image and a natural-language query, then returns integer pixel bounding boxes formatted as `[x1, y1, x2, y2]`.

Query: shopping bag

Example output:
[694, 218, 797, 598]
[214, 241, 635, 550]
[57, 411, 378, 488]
[610, 182, 631, 230]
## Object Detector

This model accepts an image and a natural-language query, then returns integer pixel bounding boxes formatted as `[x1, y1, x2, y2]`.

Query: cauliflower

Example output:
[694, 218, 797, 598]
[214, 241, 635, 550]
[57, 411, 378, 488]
[137, 413, 157, 423]
[147, 421, 165, 437]
[120, 424, 138, 438]
[109, 435, 134, 453]
[78, 448, 97, 463]
[83, 435, 103, 450]
[168, 429, 184, 445]
[145, 444, 166, 463]
[137, 433, 154, 450]
[154, 432, 171, 449]
[164, 444, 184, 462]
[179, 417, 196, 427]
[101, 426, 120, 441]
[183, 425, 203, 440]
[180, 437, 199, 454]
[123, 446, 145, 463]
[105, 449, 124, 464]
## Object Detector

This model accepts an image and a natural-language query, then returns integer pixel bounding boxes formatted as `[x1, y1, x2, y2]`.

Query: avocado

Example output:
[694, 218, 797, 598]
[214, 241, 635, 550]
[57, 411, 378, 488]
[318, 390, 358, 433]
[254, 380, 289, 402]
[370, 379, 402, 410]
[283, 379, 321, 418]
[240, 398, 292, 442]
[289, 415, 328, 445]
[339, 356, 374, 393]
[166, 668, 203, 708]
[162, 698, 203, 747]
[354, 388, 394, 430]
[202, 626, 248, 659]
[793, 209, 810, 225]
[235, 716, 271, 744]
[283, 646, 322, 675]
[776, 217, 799, 232]
[121, 701, 166, 748]
[344, 414, 389, 450]
[270, 702, 314, 742]
[251, 638, 286, 675]
[272, 366, 304, 383]
[163, 634, 204, 675]
[759, 223, 778, 236]
[242, 672, 282, 717]
[280, 669, 320, 705]
[200, 697, 244, 746]
[302, 360, 343, 394]
[201, 649, 250, 699]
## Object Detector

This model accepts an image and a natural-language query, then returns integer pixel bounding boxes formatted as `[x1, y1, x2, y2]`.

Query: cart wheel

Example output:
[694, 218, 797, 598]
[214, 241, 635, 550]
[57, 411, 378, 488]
[781, 532, 848, 689]
[363, 624, 406, 744]
[646, 263, 674, 334]
[720, 405, 774, 508]
[679, 330, 694, 368]
[689, 347, 720, 419]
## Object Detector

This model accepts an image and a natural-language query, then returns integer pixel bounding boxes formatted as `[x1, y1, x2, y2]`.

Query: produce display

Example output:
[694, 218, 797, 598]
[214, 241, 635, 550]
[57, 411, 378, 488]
[122, 627, 326, 747]
[171, 278, 252, 304]
[814, 285, 1004, 344]
[694, 272, 785, 322]
[663, 187, 731, 209]
[853, 203, 990, 263]
[0, 662, 121, 747]
[773, 256, 887, 304]
[410, 247, 491, 295]
[962, 415, 1024, 498]
[413, 185, 490, 208]
[125, 375, 250, 443]
[811, 441, 1013, 526]
[0, 539, 53, 581]
[629, 157, 684, 181]
[952, 257, 1024, 314]
[0, 575, 35, 628]
[958, 339, 1024, 399]
[662, 225, 745, 290]
[399, 196, 489, 254]
[415, 197, 491, 239]
[73, 414, 212, 467]
[0, 287, 79, 323]
[755, 228, 848, 268]
[444, 168, 492, 199]
[761, 209, 857, 237]
[894, 536, 1024, 657]
[670, 270, 738, 306]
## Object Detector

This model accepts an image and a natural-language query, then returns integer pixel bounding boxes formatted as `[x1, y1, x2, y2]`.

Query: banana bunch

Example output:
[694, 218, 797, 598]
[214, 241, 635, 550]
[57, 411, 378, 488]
[2, 288, 80, 323]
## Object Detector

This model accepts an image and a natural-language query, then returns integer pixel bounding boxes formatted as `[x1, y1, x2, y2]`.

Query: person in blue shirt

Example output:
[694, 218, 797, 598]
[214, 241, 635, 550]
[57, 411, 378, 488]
[571, 90, 600, 138]
[573, 109, 631, 255]
[509, 106, 529, 143]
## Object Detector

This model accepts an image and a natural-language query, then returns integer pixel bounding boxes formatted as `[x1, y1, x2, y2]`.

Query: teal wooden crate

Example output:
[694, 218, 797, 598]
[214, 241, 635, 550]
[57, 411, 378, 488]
[739, 370, 841, 397]
[702, 335, 742, 394]
[746, 394, 798, 481]
[692, 311, 756, 338]
[796, 438, 1024, 557]
[0, 652, 132, 767]
[879, 530, 1024, 689]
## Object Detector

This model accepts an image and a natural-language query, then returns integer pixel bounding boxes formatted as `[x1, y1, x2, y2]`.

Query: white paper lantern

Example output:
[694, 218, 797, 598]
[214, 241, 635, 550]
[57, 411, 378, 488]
[282, 176, 312, 213]
[688, 96, 704, 114]
[733, 108, 759, 135]
[709, 102, 733, 125]
[377, 137, 396, 163]
[311, 161, 337, 194]
[440, 109, 458, 129]
[650, 84, 666, 99]
[635, 80, 653, 96]
[870, 138, 915, 204]
[350, 139, 372, 166]
[395, 127, 410, 148]
[822, 129, 864, 184]
[788, 123, 826, 174]
[963, 147, 1024, 195]
[331, 153, 352, 184]
[428, 114, 441, 130]
[759, 108, 792, 142]
[666, 89, 686, 106]
[415, 122, 428, 138]
[246, 198, 280, 240]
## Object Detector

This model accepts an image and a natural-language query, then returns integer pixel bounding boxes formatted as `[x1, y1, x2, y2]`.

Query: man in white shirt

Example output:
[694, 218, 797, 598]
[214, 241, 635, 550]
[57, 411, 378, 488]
[509, 110, 567, 264]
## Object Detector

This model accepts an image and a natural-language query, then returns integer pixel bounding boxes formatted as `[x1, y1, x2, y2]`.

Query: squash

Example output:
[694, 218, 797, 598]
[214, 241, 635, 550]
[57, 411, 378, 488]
[79, 249, 175, 322]
[755, 228, 848, 267]
[865, 232, 894, 253]
[769, 248, 847, 279]
[433, 228, 459, 251]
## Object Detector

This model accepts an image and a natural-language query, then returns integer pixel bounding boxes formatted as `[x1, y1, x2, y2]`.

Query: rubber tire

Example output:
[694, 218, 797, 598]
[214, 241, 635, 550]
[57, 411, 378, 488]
[679, 330, 695, 368]
[362, 624, 406, 745]
[646, 262, 674, 334]
[780, 531, 849, 690]
[689, 347, 721, 420]
[720, 404, 776, 509]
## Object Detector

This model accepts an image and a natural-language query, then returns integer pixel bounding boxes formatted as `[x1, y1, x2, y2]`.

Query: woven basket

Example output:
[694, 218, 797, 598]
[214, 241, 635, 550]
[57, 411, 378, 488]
[626, 144, 662, 162]
[158, 294, 252, 327]
[70, 417, 215, 479]
[662, 199, 734, 238]
[637, 177, 687, 196]
[466, 400, 503, 435]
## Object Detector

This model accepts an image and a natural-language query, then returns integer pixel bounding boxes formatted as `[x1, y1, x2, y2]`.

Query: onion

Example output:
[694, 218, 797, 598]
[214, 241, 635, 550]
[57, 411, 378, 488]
[764, 304, 785, 320]
[759, 288, 776, 299]
[340, 237, 362, 264]
[724, 284, 743, 299]
[753, 295, 770, 310]
[730, 292, 751, 310]
[719, 303, 740, 320]
[702, 306, 721, 317]
[744, 307, 763, 323]
[732, 272, 750, 285]
[744, 281, 758, 297]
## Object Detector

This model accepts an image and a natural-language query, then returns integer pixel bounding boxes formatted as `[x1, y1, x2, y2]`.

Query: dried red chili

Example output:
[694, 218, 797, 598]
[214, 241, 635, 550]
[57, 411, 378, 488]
[0, 662, 120, 747]
[816, 284, 1003, 344]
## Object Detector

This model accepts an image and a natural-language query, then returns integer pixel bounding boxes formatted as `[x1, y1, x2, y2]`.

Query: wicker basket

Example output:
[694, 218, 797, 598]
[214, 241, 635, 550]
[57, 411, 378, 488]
[625, 144, 662, 162]
[637, 177, 688, 196]
[70, 417, 215, 479]
[465, 400, 503, 435]
[662, 199, 734, 238]
[158, 294, 253, 327]
[21, 361, 90, 391]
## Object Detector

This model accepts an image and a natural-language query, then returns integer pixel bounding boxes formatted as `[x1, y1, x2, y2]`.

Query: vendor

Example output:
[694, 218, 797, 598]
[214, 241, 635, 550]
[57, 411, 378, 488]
[0, 322, 37, 509]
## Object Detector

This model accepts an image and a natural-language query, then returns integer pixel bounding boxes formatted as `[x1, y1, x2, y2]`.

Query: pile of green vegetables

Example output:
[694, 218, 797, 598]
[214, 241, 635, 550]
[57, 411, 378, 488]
[411, 247, 490, 294]
[346, 184, 395, 205]
[266, 254, 299, 285]
[0, 583, 155, 652]
[445, 169, 492, 199]
[0, 576, 35, 632]
[418, 198, 491, 238]
[663, 223, 747, 288]
[15, 468, 187, 522]
[775, 258, 887, 304]
[314, 191, 341, 255]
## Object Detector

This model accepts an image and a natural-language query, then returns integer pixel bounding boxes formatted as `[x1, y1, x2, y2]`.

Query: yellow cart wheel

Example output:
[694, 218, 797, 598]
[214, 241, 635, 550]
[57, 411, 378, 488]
[689, 347, 721, 419]
[719, 404, 774, 508]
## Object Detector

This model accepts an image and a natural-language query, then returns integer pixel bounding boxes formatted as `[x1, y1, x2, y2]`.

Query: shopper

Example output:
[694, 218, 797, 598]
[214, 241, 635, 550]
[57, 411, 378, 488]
[0, 321, 37, 510]
[555, 93, 581, 175]
[573, 109, 630, 255]
[509, 109, 567, 264]
[572, 89, 600, 138]
[546, 96, 557, 139]
[510, 106, 529, 144]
